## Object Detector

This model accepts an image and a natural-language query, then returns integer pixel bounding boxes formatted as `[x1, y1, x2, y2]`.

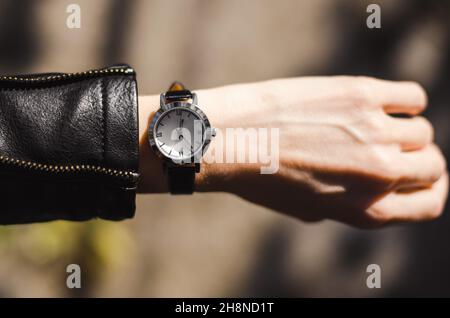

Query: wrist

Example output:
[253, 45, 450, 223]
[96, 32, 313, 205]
[138, 94, 168, 193]
[192, 87, 238, 193]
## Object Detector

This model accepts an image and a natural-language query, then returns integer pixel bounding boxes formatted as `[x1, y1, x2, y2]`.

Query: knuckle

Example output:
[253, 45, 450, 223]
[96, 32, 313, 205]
[365, 206, 392, 227]
[434, 144, 447, 172]
[409, 81, 428, 108]
[367, 145, 398, 180]
[428, 145, 446, 182]
[417, 117, 434, 143]
[357, 116, 386, 145]
[426, 198, 444, 220]
[364, 114, 385, 135]
[340, 76, 375, 107]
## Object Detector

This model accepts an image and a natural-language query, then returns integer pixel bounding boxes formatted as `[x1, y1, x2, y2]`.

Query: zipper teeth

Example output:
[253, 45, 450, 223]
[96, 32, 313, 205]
[0, 155, 137, 181]
[0, 67, 134, 82]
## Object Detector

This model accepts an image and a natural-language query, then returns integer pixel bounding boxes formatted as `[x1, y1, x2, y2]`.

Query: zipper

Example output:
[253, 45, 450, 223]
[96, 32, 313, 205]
[0, 64, 135, 83]
[0, 154, 139, 183]
[0, 65, 138, 184]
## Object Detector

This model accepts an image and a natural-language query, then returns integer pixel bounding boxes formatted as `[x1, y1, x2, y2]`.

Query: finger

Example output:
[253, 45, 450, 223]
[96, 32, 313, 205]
[369, 172, 448, 223]
[383, 115, 434, 151]
[392, 144, 446, 187]
[369, 79, 428, 115]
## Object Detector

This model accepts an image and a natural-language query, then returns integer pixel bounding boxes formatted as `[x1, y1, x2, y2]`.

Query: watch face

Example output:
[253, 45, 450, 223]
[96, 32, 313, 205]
[153, 107, 205, 161]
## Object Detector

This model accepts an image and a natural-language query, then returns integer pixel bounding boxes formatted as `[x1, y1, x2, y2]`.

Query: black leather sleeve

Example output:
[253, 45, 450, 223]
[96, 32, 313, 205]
[0, 64, 139, 225]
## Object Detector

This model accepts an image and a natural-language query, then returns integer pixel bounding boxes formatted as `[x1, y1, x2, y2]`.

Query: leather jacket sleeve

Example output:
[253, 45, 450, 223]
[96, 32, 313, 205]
[0, 64, 139, 225]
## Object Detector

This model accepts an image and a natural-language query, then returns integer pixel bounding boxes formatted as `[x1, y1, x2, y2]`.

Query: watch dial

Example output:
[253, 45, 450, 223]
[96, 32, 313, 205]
[154, 107, 205, 160]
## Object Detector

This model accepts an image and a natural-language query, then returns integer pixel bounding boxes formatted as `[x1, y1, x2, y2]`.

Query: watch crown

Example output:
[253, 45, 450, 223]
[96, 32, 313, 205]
[211, 127, 217, 137]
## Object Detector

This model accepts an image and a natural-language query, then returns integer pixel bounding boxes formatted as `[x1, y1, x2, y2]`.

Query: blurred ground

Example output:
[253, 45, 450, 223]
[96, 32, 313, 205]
[0, 0, 449, 297]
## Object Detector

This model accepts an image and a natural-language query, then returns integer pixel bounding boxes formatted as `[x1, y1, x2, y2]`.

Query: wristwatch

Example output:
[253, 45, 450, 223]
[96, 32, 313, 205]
[148, 82, 216, 194]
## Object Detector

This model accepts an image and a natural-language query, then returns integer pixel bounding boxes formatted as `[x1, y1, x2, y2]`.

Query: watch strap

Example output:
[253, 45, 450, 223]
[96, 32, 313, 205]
[165, 81, 192, 102]
[167, 164, 196, 194]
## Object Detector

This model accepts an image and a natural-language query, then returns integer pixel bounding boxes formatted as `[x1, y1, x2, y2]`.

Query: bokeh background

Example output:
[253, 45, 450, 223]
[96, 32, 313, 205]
[0, 0, 449, 297]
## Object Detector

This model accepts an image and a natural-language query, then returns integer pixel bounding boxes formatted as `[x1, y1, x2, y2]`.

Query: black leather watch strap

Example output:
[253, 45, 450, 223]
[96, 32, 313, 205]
[165, 89, 192, 101]
[165, 81, 192, 101]
[167, 165, 196, 194]
[165, 81, 196, 195]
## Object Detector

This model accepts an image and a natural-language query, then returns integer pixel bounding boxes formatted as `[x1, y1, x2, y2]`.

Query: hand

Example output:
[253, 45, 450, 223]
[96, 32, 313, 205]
[138, 76, 448, 228]
[197, 76, 448, 228]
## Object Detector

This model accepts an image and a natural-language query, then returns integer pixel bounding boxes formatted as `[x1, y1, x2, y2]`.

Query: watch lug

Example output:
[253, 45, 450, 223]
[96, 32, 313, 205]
[192, 93, 198, 105]
[160, 93, 168, 110]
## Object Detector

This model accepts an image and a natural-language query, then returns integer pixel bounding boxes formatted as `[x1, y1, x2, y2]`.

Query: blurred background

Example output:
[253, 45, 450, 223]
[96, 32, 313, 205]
[0, 0, 449, 297]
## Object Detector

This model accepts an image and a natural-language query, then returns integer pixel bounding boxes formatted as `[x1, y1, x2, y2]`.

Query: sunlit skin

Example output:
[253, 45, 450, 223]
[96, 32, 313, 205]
[138, 76, 448, 228]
